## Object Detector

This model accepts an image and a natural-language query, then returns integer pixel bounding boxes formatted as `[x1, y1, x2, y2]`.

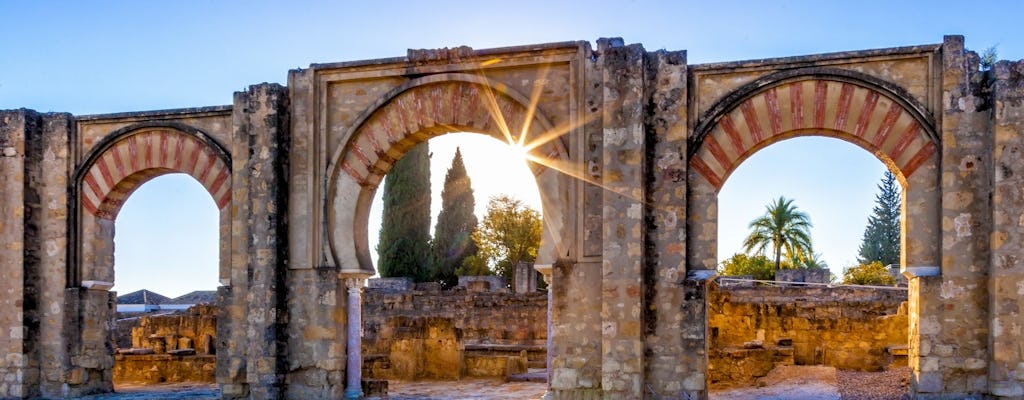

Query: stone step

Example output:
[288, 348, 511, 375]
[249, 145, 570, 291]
[508, 369, 547, 383]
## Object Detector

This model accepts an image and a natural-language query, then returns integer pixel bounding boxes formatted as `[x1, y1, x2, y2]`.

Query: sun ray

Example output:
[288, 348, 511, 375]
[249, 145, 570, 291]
[475, 77, 517, 146]
[518, 63, 552, 147]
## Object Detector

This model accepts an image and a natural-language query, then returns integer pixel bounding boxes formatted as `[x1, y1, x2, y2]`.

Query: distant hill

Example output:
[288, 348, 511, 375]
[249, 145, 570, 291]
[167, 290, 218, 305]
[116, 289, 170, 305]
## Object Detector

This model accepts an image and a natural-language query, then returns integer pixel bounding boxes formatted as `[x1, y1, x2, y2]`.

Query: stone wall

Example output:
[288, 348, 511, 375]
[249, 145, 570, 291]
[362, 285, 546, 381]
[112, 305, 218, 384]
[708, 283, 908, 388]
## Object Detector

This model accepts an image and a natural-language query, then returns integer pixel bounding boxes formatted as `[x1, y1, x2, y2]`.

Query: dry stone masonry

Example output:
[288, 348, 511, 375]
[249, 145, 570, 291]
[2, 35, 1024, 399]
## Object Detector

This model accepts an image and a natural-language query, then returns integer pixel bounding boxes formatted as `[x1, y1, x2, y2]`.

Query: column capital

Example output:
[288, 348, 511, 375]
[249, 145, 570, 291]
[534, 264, 553, 285]
[339, 271, 372, 291]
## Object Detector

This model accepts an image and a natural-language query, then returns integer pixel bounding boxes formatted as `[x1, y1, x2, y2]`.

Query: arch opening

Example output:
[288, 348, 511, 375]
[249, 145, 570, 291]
[71, 126, 233, 393]
[327, 76, 571, 276]
[367, 132, 545, 284]
[691, 73, 940, 397]
[110, 173, 221, 391]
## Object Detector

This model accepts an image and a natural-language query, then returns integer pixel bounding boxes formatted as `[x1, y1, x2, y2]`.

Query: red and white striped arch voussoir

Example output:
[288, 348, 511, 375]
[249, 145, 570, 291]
[691, 79, 936, 190]
[81, 130, 230, 219]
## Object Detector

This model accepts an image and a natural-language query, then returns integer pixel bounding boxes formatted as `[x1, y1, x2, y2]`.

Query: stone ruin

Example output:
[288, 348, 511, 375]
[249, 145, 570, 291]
[4, 35, 1024, 398]
[708, 283, 908, 388]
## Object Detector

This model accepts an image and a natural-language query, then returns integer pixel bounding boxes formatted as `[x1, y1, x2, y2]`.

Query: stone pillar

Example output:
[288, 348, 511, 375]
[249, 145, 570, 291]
[229, 83, 290, 400]
[25, 113, 74, 397]
[644, 48, 693, 397]
[0, 110, 31, 398]
[515, 262, 537, 294]
[342, 275, 368, 400]
[599, 38, 647, 398]
[910, 34, 992, 397]
[988, 58, 1024, 397]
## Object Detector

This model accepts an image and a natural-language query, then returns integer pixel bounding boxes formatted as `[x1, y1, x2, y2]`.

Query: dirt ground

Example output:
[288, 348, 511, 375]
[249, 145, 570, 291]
[78, 380, 548, 400]
[711, 365, 911, 400]
[78, 366, 907, 399]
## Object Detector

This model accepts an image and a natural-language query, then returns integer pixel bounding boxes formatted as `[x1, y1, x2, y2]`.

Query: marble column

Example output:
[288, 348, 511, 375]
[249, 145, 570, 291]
[343, 275, 368, 400]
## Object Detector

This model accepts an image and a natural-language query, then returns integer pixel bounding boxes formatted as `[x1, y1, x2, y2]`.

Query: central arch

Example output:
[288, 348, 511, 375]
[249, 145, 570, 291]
[326, 73, 572, 275]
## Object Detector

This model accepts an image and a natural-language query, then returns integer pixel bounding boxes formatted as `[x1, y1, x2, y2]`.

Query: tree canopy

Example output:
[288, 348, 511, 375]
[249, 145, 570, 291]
[463, 194, 542, 283]
[842, 261, 897, 286]
[857, 171, 901, 266]
[719, 253, 776, 281]
[743, 196, 814, 272]
[377, 141, 432, 281]
[431, 148, 478, 288]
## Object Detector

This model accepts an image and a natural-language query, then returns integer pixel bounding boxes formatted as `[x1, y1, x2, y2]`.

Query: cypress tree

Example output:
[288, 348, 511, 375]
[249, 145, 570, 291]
[431, 148, 478, 288]
[377, 141, 432, 281]
[857, 171, 901, 266]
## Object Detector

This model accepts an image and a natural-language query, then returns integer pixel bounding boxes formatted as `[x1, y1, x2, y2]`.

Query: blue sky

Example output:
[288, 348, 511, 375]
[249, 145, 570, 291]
[3, 1, 1020, 296]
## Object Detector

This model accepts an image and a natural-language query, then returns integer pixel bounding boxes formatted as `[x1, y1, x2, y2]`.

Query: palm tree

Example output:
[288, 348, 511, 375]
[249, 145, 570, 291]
[743, 196, 814, 272]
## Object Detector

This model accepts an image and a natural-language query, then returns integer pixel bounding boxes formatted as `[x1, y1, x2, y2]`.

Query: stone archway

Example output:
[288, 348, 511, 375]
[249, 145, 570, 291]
[326, 73, 572, 276]
[687, 68, 942, 395]
[323, 72, 574, 399]
[69, 124, 232, 394]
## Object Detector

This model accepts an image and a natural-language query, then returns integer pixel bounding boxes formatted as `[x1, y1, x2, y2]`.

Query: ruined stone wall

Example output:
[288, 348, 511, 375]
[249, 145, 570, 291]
[112, 306, 218, 384]
[124, 305, 218, 354]
[989, 58, 1024, 397]
[907, 36, 992, 398]
[707, 284, 907, 388]
[362, 286, 546, 380]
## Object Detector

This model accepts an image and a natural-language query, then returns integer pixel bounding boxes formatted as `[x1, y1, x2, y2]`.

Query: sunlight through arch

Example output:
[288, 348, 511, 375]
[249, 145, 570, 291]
[368, 132, 543, 270]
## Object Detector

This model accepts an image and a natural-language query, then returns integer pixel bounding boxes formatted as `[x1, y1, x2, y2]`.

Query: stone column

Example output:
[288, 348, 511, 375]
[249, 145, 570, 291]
[342, 275, 369, 400]
[535, 263, 553, 395]
[988, 57, 1024, 397]
[0, 109, 30, 398]
[644, 48, 693, 397]
[913, 34, 992, 396]
[598, 38, 647, 398]
[229, 83, 290, 400]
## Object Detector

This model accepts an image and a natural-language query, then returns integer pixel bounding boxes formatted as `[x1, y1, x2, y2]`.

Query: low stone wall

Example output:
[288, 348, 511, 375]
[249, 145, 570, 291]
[362, 283, 546, 380]
[708, 283, 908, 388]
[112, 354, 216, 384]
[113, 305, 218, 384]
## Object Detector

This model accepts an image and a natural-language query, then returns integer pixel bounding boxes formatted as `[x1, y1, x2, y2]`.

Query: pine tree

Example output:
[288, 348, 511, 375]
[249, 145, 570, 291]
[377, 141, 432, 281]
[857, 171, 901, 266]
[431, 148, 478, 288]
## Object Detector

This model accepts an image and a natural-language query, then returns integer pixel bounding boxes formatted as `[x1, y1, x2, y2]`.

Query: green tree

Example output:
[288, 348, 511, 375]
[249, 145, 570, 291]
[470, 195, 543, 283]
[857, 171, 901, 266]
[719, 253, 775, 281]
[842, 261, 897, 286]
[456, 254, 491, 276]
[795, 252, 829, 270]
[743, 196, 814, 272]
[980, 45, 998, 71]
[377, 141, 431, 281]
[431, 148, 478, 288]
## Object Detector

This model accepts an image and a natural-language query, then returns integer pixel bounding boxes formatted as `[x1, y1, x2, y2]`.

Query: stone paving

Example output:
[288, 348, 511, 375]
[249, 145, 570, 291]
[75, 380, 548, 399]
[79, 383, 219, 399]
[375, 379, 547, 400]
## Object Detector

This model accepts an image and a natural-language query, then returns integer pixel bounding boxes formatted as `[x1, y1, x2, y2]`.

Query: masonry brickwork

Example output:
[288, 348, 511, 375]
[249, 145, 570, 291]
[708, 284, 908, 388]
[4, 35, 1024, 399]
[361, 284, 546, 380]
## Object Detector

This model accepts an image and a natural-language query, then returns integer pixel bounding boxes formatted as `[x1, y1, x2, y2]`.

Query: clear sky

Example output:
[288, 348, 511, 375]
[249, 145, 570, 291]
[3, 1, 1021, 296]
